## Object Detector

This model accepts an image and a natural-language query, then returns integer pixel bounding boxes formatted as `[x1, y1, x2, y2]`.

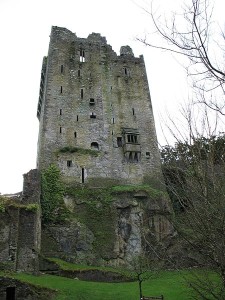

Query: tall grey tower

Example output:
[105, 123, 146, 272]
[37, 26, 162, 187]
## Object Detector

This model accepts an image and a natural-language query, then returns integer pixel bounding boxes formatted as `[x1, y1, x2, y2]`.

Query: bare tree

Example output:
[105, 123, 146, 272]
[137, 0, 225, 115]
[130, 255, 159, 300]
[160, 107, 225, 299]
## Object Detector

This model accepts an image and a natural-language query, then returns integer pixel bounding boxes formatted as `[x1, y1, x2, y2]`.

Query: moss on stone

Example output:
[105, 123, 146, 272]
[0, 196, 40, 213]
[111, 184, 167, 200]
[66, 187, 116, 259]
[58, 146, 99, 157]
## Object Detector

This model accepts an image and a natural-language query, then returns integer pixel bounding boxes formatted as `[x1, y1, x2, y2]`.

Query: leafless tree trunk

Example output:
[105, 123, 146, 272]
[160, 106, 225, 299]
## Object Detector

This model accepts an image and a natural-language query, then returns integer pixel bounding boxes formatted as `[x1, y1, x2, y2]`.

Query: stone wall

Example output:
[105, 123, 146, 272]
[37, 26, 163, 187]
[0, 277, 55, 300]
[0, 169, 41, 273]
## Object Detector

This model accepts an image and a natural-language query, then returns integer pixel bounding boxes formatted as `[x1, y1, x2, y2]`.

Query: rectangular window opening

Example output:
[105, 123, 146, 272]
[61, 65, 64, 73]
[112, 117, 115, 124]
[74, 132, 77, 138]
[132, 108, 135, 115]
[82, 168, 85, 183]
[60, 86, 63, 94]
[60, 109, 62, 115]
[67, 160, 72, 167]
[81, 88, 83, 99]
[80, 50, 85, 62]
[60, 127, 62, 133]
[127, 134, 138, 144]
[117, 137, 122, 147]
[77, 115, 79, 121]
[134, 152, 139, 162]
[89, 98, 95, 105]
[146, 151, 150, 158]
[78, 69, 81, 77]
[128, 152, 133, 162]
[127, 152, 139, 163]
[90, 113, 96, 119]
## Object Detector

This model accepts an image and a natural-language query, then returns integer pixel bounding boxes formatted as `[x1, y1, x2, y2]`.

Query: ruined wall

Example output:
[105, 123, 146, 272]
[0, 169, 41, 273]
[37, 26, 163, 187]
[0, 277, 55, 300]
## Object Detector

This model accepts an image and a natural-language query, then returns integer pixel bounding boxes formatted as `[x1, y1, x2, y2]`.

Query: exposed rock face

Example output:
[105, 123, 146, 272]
[41, 186, 173, 267]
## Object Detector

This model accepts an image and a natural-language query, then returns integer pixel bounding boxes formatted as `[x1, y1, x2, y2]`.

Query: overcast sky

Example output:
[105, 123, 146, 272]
[0, 0, 223, 194]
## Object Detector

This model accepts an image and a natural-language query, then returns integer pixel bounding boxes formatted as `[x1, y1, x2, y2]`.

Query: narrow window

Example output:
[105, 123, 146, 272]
[89, 98, 95, 105]
[82, 168, 85, 183]
[124, 67, 127, 75]
[74, 132, 77, 138]
[117, 137, 122, 147]
[61, 65, 64, 73]
[60, 109, 62, 115]
[132, 108, 135, 115]
[81, 88, 83, 99]
[60, 86, 63, 93]
[146, 152, 150, 158]
[67, 160, 72, 167]
[129, 152, 133, 162]
[90, 113, 96, 119]
[59, 127, 62, 133]
[6, 287, 16, 300]
[78, 69, 81, 77]
[80, 49, 85, 62]
[77, 115, 79, 121]
[112, 130, 114, 135]
[91, 142, 99, 150]
[112, 117, 115, 124]
[134, 152, 138, 162]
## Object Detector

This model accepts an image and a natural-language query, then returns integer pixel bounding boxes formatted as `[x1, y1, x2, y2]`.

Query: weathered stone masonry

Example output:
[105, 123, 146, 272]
[37, 26, 163, 186]
[0, 170, 41, 273]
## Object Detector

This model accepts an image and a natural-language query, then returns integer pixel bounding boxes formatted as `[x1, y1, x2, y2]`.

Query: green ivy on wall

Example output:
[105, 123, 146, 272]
[41, 164, 67, 224]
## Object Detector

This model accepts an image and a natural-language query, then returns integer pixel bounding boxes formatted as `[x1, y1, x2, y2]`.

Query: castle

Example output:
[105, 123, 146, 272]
[0, 27, 172, 280]
[37, 26, 162, 186]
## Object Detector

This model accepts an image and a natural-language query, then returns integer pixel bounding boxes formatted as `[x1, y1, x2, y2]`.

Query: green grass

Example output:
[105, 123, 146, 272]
[58, 146, 99, 157]
[2, 269, 192, 300]
[111, 184, 167, 199]
[48, 258, 130, 275]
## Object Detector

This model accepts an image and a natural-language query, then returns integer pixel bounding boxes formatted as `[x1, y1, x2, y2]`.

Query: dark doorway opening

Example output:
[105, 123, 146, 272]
[6, 287, 16, 300]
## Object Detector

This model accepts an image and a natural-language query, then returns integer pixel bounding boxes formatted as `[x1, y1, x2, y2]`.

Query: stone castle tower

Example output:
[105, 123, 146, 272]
[37, 26, 162, 186]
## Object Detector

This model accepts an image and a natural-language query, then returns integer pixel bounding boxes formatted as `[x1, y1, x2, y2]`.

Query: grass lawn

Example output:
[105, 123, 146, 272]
[9, 269, 192, 300]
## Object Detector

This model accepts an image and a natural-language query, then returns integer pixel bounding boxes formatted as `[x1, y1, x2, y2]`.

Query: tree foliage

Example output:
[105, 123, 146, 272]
[160, 135, 225, 299]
